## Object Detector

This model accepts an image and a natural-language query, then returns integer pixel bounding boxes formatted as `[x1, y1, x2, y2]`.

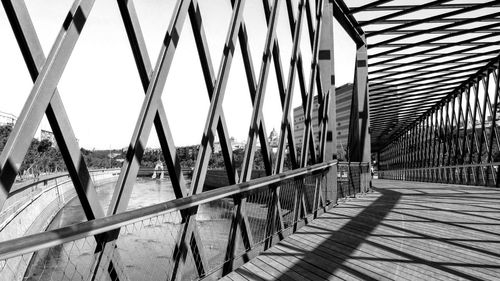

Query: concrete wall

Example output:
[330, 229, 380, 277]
[0, 170, 119, 281]
[0, 170, 119, 241]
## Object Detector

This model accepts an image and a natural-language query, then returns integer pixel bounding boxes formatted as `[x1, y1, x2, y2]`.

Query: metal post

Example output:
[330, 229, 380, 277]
[348, 36, 371, 168]
[318, 0, 338, 201]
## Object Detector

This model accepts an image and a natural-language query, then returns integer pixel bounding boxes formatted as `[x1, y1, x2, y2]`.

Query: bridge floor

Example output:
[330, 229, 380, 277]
[221, 179, 500, 281]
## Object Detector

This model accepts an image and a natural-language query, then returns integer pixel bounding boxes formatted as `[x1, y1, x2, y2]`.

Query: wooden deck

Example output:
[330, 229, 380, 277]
[221, 179, 500, 281]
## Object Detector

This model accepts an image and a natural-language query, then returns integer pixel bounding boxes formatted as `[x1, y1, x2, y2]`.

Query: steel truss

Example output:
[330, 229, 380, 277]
[379, 57, 500, 186]
[339, 1, 500, 151]
[0, 0, 371, 279]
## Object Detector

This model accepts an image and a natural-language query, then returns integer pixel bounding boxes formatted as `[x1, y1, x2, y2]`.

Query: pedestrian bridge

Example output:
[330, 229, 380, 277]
[223, 179, 500, 281]
[1, 0, 500, 280]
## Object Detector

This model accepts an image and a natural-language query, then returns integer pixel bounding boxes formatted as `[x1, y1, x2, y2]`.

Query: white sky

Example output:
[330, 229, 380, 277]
[0, 0, 355, 149]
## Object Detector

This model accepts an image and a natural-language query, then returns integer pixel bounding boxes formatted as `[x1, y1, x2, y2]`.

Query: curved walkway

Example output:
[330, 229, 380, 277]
[222, 179, 500, 281]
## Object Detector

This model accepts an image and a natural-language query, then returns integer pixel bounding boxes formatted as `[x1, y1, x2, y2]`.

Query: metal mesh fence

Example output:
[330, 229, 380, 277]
[379, 163, 500, 187]
[2, 211, 183, 281]
[337, 163, 371, 199]
[0, 162, 373, 280]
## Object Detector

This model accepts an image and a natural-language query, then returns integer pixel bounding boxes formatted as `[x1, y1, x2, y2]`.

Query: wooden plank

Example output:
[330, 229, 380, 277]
[237, 262, 275, 281]
[223, 179, 500, 281]
[262, 246, 346, 281]
[282, 236, 397, 281]
[289, 232, 417, 281]
[293, 225, 452, 281]
[268, 245, 362, 281]
[273, 243, 378, 281]
[316, 211, 500, 277]
[221, 272, 250, 281]
[314, 213, 500, 280]
[250, 257, 296, 281]
[257, 255, 328, 281]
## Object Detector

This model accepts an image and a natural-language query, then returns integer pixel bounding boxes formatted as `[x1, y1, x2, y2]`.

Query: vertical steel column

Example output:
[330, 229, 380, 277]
[406, 130, 411, 178]
[423, 118, 428, 179]
[435, 107, 442, 181]
[416, 122, 422, 180]
[455, 92, 465, 182]
[448, 97, 456, 166]
[408, 129, 413, 171]
[401, 133, 406, 173]
[477, 76, 489, 184]
[449, 96, 457, 182]
[318, 0, 338, 198]
[443, 98, 453, 179]
[434, 110, 440, 181]
[348, 36, 371, 166]
[461, 88, 471, 183]
[405, 129, 413, 175]
[425, 114, 431, 170]
[468, 82, 480, 184]
[399, 134, 403, 178]
[487, 64, 500, 186]
[423, 115, 430, 179]
[439, 105, 446, 181]
[414, 124, 419, 171]
[412, 124, 417, 174]
[443, 101, 451, 181]
[429, 111, 436, 180]
[422, 118, 428, 169]
[409, 128, 413, 178]
[412, 126, 417, 170]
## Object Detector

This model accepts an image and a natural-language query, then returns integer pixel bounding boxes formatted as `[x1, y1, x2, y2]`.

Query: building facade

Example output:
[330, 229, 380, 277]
[292, 83, 353, 160]
[0, 111, 17, 126]
[335, 83, 353, 160]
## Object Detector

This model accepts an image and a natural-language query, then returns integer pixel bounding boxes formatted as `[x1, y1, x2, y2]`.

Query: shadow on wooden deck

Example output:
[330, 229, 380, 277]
[227, 180, 500, 280]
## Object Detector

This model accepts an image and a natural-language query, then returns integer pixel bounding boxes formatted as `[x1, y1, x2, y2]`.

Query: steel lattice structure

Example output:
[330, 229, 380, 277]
[0, 0, 372, 279]
[337, 0, 500, 151]
[326, 1, 500, 186]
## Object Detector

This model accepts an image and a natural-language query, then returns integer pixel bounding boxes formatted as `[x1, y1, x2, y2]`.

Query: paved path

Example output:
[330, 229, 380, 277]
[222, 179, 500, 281]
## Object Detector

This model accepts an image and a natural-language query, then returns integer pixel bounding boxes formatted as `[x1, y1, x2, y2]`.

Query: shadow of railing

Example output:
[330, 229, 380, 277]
[268, 182, 495, 281]
[269, 185, 401, 280]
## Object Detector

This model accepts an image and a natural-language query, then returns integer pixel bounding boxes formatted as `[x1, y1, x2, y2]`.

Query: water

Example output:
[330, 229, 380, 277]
[48, 178, 178, 229]
[24, 178, 240, 281]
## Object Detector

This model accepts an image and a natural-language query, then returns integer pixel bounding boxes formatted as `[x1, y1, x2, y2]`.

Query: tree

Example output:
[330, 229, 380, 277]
[37, 139, 52, 153]
[0, 125, 13, 153]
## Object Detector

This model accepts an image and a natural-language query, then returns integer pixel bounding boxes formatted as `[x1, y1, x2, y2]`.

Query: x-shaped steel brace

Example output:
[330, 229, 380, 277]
[0, 0, 127, 279]
[87, 0, 242, 279]
[223, 0, 289, 273]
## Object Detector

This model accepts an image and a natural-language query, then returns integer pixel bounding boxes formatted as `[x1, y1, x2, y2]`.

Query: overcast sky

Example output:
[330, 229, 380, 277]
[0, 0, 355, 149]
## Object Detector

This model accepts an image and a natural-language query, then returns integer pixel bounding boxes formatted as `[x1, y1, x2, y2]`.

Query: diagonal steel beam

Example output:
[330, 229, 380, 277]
[366, 1, 497, 37]
[0, 0, 96, 213]
[95, 1, 219, 279]
[0, 0, 107, 219]
[360, 0, 454, 27]
[224, 0, 282, 274]
[300, 0, 324, 167]
[88, 1, 207, 280]
[370, 21, 500, 59]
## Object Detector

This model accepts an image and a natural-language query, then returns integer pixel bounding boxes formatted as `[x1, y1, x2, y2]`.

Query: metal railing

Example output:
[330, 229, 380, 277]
[379, 162, 500, 187]
[0, 169, 120, 232]
[337, 162, 371, 198]
[0, 161, 370, 280]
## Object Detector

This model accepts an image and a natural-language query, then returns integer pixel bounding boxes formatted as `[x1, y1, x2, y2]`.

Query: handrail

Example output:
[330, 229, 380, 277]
[380, 162, 500, 172]
[9, 168, 121, 196]
[0, 160, 340, 260]
[0, 178, 73, 232]
[0, 169, 121, 232]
